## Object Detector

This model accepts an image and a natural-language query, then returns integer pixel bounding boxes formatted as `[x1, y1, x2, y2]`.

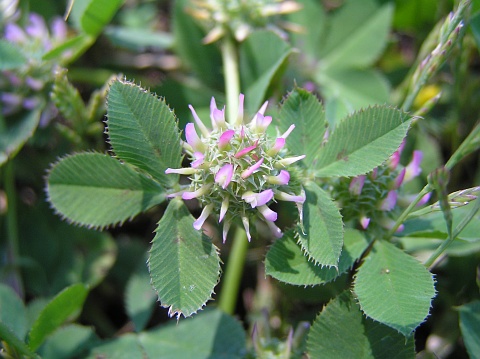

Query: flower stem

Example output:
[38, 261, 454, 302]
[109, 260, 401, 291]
[385, 184, 432, 240]
[424, 191, 480, 269]
[218, 226, 248, 314]
[221, 33, 240, 125]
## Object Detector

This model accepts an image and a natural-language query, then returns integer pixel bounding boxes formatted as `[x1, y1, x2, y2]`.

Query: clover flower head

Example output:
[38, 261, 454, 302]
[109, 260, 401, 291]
[332, 146, 427, 233]
[187, 0, 302, 43]
[166, 94, 305, 242]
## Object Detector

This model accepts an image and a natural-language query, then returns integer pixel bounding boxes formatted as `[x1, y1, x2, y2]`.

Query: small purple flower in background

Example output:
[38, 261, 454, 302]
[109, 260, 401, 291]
[166, 94, 305, 242]
[1, 12, 70, 121]
[332, 143, 428, 233]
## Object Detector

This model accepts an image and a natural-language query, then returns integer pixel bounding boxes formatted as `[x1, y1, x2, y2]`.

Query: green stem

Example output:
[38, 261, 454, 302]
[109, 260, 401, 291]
[424, 193, 480, 268]
[385, 185, 432, 240]
[221, 33, 240, 125]
[217, 30, 247, 314]
[218, 227, 248, 314]
[3, 161, 24, 298]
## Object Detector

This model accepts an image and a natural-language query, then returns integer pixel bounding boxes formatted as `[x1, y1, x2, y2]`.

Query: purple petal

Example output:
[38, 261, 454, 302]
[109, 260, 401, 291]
[276, 155, 305, 167]
[218, 130, 235, 150]
[404, 150, 423, 182]
[242, 216, 251, 241]
[360, 216, 370, 229]
[182, 184, 212, 200]
[266, 220, 283, 238]
[235, 143, 257, 158]
[191, 152, 205, 168]
[51, 17, 67, 42]
[222, 220, 231, 243]
[219, 197, 229, 222]
[275, 190, 305, 204]
[241, 158, 264, 179]
[257, 205, 277, 222]
[215, 163, 234, 189]
[389, 150, 401, 169]
[242, 189, 274, 208]
[349, 175, 366, 196]
[267, 138, 285, 156]
[380, 191, 397, 211]
[193, 204, 213, 230]
[185, 123, 204, 152]
[393, 168, 406, 189]
[165, 167, 197, 175]
[280, 124, 295, 139]
[267, 170, 290, 185]
[210, 97, 226, 129]
[188, 104, 210, 137]
[4, 23, 27, 43]
[417, 192, 432, 206]
[26, 13, 48, 39]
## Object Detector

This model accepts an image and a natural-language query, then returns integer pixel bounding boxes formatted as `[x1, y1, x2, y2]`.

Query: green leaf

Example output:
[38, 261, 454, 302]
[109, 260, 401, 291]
[71, 0, 124, 36]
[139, 309, 246, 359]
[172, 0, 223, 90]
[307, 291, 415, 359]
[240, 31, 293, 114]
[287, 0, 327, 60]
[458, 300, 480, 359]
[318, 69, 390, 126]
[403, 200, 480, 242]
[86, 334, 146, 359]
[320, 1, 394, 70]
[278, 88, 327, 168]
[42, 34, 95, 63]
[297, 182, 343, 267]
[266, 229, 370, 286]
[28, 283, 89, 351]
[314, 106, 412, 177]
[125, 260, 157, 332]
[40, 324, 99, 359]
[354, 240, 436, 336]
[0, 284, 27, 339]
[47, 152, 165, 228]
[148, 199, 221, 318]
[0, 39, 27, 70]
[0, 110, 41, 166]
[0, 322, 39, 359]
[104, 26, 173, 51]
[107, 79, 182, 188]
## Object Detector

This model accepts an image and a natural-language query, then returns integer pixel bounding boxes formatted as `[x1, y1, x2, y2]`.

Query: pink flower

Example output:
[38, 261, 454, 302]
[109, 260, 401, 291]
[185, 123, 205, 152]
[267, 170, 290, 185]
[235, 143, 257, 158]
[275, 190, 305, 204]
[215, 164, 234, 189]
[193, 204, 214, 230]
[218, 130, 235, 150]
[191, 152, 205, 168]
[242, 189, 274, 208]
[241, 158, 264, 179]
[210, 97, 226, 129]
[182, 184, 213, 200]
[379, 191, 397, 211]
[404, 150, 423, 182]
[257, 205, 277, 222]
[267, 138, 286, 156]
[349, 175, 366, 196]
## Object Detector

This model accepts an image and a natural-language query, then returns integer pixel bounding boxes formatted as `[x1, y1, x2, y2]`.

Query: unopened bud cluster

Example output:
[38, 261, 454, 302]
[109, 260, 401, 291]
[1, 13, 69, 122]
[330, 143, 430, 234]
[187, 0, 302, 43]
[166, 94, 305, 242]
